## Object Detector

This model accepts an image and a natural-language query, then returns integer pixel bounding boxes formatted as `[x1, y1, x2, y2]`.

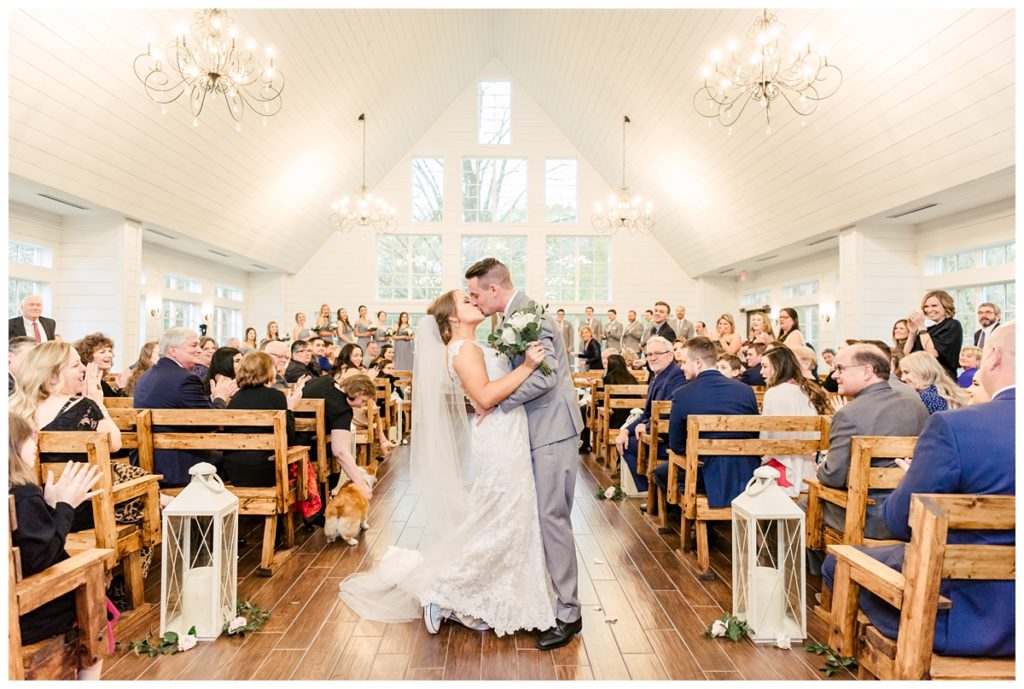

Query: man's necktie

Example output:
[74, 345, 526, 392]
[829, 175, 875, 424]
[32, 320, 41, 342]
[978, 330, 986, 350]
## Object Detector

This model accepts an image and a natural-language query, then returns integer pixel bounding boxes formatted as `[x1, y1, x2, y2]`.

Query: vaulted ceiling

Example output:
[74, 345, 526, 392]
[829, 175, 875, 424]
[8, 8, 1015, 277]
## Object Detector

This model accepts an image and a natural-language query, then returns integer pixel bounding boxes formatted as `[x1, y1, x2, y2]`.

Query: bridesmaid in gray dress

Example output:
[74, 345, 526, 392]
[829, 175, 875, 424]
[373, 310, 390, 349]
[392, 311, 415, 371]
[354, 305, 371, 351]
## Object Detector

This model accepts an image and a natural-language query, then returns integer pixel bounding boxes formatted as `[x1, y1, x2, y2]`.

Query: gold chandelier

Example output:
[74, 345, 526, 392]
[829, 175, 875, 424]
[693, 9, 842, 134]
[330, 114, 397, 235]
[591, 116, 654, 235]
[134, 9, 284, 130]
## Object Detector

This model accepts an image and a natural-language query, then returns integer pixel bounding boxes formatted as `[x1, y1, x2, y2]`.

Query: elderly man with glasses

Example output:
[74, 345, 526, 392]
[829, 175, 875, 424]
[810, 344, 929, 552]
[263, 340, 291, 390]
[615, 336, 687, 495]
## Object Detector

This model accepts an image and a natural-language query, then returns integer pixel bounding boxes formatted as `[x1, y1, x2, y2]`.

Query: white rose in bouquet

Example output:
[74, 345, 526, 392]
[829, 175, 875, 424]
[501, 328, 518, 346]
[508, 311, 535, 331]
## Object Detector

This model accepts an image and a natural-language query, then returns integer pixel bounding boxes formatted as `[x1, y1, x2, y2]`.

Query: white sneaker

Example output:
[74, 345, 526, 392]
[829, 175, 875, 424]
[449, 612, 491, 632]
[423, 603, 445, 634]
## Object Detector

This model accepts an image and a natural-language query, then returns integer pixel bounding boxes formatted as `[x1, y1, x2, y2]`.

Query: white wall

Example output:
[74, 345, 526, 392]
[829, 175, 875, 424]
[284, 60, 701, 328]
[9, 203, 60, 311]
[918, 198, 1016, 291]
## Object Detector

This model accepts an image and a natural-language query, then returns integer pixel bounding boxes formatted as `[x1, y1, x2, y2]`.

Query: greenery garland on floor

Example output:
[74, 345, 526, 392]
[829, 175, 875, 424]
[121, 600, 270, 656]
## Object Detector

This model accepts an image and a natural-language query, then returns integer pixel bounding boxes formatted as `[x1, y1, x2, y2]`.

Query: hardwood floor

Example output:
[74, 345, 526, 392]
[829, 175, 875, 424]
[102, 446, 852, 680]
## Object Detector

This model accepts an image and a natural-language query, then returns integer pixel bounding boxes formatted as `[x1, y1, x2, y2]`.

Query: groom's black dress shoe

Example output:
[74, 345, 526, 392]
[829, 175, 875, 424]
[536, 617, 582, 651]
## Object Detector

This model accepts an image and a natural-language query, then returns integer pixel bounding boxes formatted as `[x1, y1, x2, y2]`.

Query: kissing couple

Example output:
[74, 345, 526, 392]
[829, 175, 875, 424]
[340, 257, 585, 650]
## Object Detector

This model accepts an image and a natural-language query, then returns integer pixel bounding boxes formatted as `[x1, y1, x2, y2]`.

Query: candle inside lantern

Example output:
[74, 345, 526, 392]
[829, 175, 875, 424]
[182, 565, 215, 638]
[751, 566, 784, 635]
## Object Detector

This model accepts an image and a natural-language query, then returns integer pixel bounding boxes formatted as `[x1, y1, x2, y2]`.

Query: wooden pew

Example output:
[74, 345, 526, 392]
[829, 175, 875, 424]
[827, 494, 1015, 680]
[751, 385, 766, 412]
[373, 375, 394, 435]
[9, 496, 113, 680]
[669, 415, 831, 577]
[293, 398, 328, 494]
[144, 409, 309, 576]
[393, 370, 412, 439]
[36, 432, 163, 610]
[637, 400, 674, 531]
[353, 402, 382, 467]
[596, 384, 648, 467]
[102, 396, 134, 409]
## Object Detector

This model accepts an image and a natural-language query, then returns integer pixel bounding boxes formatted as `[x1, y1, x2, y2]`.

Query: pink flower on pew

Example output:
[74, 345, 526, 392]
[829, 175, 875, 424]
[177, 633, 198, 652]
[774, 634, 792, 650]
[228, 616, 247, 633]
[604, 486, 616, 499]
[710, 619, 728, 637]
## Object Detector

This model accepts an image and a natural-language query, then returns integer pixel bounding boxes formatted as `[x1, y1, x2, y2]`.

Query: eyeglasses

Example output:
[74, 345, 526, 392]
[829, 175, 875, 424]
[833, 363, 870, 374]
[647, 350, 671, 358]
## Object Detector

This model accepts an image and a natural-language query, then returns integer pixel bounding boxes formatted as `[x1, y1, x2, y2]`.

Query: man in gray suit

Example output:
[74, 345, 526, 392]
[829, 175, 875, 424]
[466, 258, 585, 651]
[555, 308, 574, 353]
[580, 306, 604, 342]
[622, 309, 644, 355]
[605, 308, 624, 352]
[669, 305, 695, 340]
[813, 344, 929, 542]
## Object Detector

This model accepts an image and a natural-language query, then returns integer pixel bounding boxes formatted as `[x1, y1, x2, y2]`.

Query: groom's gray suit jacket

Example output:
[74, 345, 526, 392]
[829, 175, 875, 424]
[498, 292, 585, 447]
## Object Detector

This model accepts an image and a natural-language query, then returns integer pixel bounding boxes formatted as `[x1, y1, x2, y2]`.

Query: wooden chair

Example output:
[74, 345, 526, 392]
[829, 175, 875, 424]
[9, 496, 113, 680]
[353, 401, 381, 467]
[393, 371, 413, 440]
[805, 436, 917, 553]
[632, 369, 650, 383]
[107, 407, 153, 465]
[827, 494, 1015, 680]
[596, 384, 648, 466]
[36, 431, 163, 610]
[293, 398, 328, 493]
[668, 415, 831, 576]
[586, 378, 605, 438]
[143, 409, 309, 576]
[637, 400, 674, 530]
[102, 396, 134, 408]
[751, 385, 766, 412]
[373, 376, 394, 434]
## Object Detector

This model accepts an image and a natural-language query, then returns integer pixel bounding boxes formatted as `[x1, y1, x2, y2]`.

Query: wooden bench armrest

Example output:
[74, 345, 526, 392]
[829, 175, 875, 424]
[805, 478, 849, 508]
[827, 544, 905, 608]
[111, 474, 164, 501]
[16, 548, 113, 615]
[287, 445, 310, 464]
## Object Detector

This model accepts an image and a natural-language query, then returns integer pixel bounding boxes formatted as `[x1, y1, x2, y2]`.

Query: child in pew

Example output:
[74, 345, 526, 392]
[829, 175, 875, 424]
[8, 413, 105, 680]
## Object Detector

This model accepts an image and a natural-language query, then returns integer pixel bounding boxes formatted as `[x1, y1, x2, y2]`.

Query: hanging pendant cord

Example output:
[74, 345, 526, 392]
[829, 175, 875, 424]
[621, 116, 629, 188]
[358, 113, 367, 188]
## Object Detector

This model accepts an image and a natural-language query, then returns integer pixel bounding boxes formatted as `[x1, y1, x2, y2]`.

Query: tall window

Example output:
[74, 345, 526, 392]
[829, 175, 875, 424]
[949, 281, 1016, 335]
[163, 274, 202, 293]
[8, 278, 42, 318]
[932, 240, 1015, 274]
[411, 158, 444, 223]
[162, 299, 201, 331]
[789, 305, 820, 353]
[545, 159, 578, 223]
[377, 234, 443, 300]
[9, 240, 52, 267]
[781, 279, 820, 299]
[478, 81, 511, 145]
[461, 236, 527, 288]
[740, 289, 772, 308]
[462, 158, 527, 223]
[213, 306, 243, 343]
[214, 284, 243, 301]
[545, 237, 611, 302]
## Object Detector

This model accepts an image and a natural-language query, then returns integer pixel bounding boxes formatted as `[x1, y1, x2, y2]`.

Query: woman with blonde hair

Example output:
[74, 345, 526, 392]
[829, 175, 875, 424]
[744, 312, 775, 348]
[904, 289, 962, 381]
[900, 351, 969, 414]
[122, 341, 158, 397]
[712, 313, 742, 354]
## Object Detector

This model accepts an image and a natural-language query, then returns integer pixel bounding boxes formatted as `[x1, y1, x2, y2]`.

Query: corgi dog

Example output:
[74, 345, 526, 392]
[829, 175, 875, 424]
[324, 463, 378, 546]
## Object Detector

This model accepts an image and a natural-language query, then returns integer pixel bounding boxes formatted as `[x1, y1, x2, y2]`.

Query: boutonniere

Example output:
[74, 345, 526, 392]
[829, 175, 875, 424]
[489, 300, 552, 375]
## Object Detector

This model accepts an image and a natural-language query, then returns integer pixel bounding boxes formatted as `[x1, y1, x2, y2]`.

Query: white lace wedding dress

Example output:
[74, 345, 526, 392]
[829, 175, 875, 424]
[339, 338, 554, 637]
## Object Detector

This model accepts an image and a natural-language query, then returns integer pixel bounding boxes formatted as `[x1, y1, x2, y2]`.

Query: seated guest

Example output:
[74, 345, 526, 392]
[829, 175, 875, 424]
[739, 343, 767, 386]
[133, 328, 238, 486]
[822, 323, 1015, 658]
[891, 318, 910, 353]
[285, 340, 317, 383]
[743, 312, 775, 350]
[858, 339, 922, 404]
[263, 340, 291, 390]
[957, 345, 981, 388]
[123, 341, 158, 397]
[711, 314, 743, 355]
[364, 340, 380, 363]
[367, 343, 394, 371]
[811, 344, 929, 544]
[311, 336, 332, 373]
[580, 354, 636, 453]
[301, 372, 377, 498]
[225, 337, 241, 350]
[715, 353, 743, 379]
[192, 336, 217, 379]
[8, 413, 104, 680]
[74, 332, 125, 397]
[758, 346, 832, 496]
[203, 347, 241, 396]
[615, 336, 685, 494]
[693, 321, 707, 337]
[336, 343, 365, 378]
[223, 353, 322, 526]
[776, 307, 806, 349]
[672, 339, 686, 367]
[900, 351, 968, 414]
[9, 336, 37, 395]
[575, 326, 603, 371]
[820, 348, 839, 393]
[791, 345, 817, 380]
[655, 337, 759, 508]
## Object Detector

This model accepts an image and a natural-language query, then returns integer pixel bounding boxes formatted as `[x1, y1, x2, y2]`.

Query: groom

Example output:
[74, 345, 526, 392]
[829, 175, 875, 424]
[465, 257, 585, 651]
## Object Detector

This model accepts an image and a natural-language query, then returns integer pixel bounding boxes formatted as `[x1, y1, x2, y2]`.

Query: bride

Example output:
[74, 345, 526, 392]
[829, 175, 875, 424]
[338, 289, 556, 636]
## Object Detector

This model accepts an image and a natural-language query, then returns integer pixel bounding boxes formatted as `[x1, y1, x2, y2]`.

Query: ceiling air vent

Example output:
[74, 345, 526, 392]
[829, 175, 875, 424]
[145, 228, 176, 240]
[207, 249, 230, 258]
[755, 254, 779, 262]
[717, 268, 734, 274]
[37, 193, 89, 210]
[250, 264, 268, 270]
[806, 235, 837, 246]
[886, 203, 938, 219]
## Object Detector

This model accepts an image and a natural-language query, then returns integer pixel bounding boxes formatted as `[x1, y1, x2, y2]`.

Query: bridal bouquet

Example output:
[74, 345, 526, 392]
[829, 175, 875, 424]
[489, 300, 552, 375]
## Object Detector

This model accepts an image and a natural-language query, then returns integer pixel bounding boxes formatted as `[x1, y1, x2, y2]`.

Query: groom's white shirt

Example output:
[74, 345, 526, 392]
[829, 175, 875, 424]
[501, 289, 521, 321]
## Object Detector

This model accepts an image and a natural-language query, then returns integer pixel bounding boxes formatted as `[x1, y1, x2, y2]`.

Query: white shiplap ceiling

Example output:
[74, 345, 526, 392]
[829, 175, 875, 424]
[7, 8, 1015, 276]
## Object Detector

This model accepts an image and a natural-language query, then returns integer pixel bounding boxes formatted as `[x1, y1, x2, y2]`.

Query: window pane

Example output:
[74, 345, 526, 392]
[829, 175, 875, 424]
[956, 251, 976, 271]
[939, 255, 956, 273]
[378, 234, 441, 300]
[478, 81, 511, 145]
[545, 159, 578, 223]
[985, 245, 1006, 266]
[411, 158, 444, 223]
[462, 159, 527, 223]
[462, 235, 527, 288]
[544, 236, 610, 302]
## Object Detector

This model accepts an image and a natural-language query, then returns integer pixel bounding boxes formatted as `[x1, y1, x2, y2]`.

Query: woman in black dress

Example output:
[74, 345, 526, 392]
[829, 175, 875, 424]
[575, 326, 603, 371]
[203, 346, 241, 396]
[9, 413, 104, 678]
[904, 289, 963, 381]
[223, 352, 322, 523]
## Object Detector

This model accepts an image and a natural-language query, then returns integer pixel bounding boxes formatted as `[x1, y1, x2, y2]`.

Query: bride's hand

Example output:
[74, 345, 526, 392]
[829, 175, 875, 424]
[524, 342, 545, 370]
[475, 406, 494, 426]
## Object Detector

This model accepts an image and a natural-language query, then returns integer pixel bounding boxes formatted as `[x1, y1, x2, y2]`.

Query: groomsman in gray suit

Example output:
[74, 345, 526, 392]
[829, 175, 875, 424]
[622, 310, 644, 354]
[580, 306, 604, 342]
[639, 309, 655, 351]
[669, 305, 695, 340]
[605, 309, 624, 352]
[466, 258, 585, 651]
[555, 308, 574, 352]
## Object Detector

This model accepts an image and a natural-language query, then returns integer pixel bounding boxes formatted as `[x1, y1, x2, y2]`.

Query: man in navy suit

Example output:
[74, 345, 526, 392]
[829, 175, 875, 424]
[654, 336, 760, 508]
[739, 342, 767, 386]
[133, 327, 238, 486]
[823, 322, 1015, 657]
[615, 336, 686, 494]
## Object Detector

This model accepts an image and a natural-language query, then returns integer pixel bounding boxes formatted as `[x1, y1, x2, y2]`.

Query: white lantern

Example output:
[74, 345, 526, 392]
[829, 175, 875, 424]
[160, 462, 238, 640]
[731, 466, 806, 643]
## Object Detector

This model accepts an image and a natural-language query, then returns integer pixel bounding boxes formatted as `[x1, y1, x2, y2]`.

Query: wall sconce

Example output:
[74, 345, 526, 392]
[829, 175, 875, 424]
[203, 313, 212, 324]
[150, 308, 162, 319]
[820, 313, 832, 324]
[819, 301, 836, 324]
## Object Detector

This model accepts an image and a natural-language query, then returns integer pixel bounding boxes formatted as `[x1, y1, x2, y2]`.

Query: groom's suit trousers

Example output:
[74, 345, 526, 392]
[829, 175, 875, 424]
[531, 434, 581, 624]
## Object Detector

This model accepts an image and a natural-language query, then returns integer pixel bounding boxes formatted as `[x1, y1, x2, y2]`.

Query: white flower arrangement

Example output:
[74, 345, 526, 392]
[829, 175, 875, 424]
[488, 300, 552, 375]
